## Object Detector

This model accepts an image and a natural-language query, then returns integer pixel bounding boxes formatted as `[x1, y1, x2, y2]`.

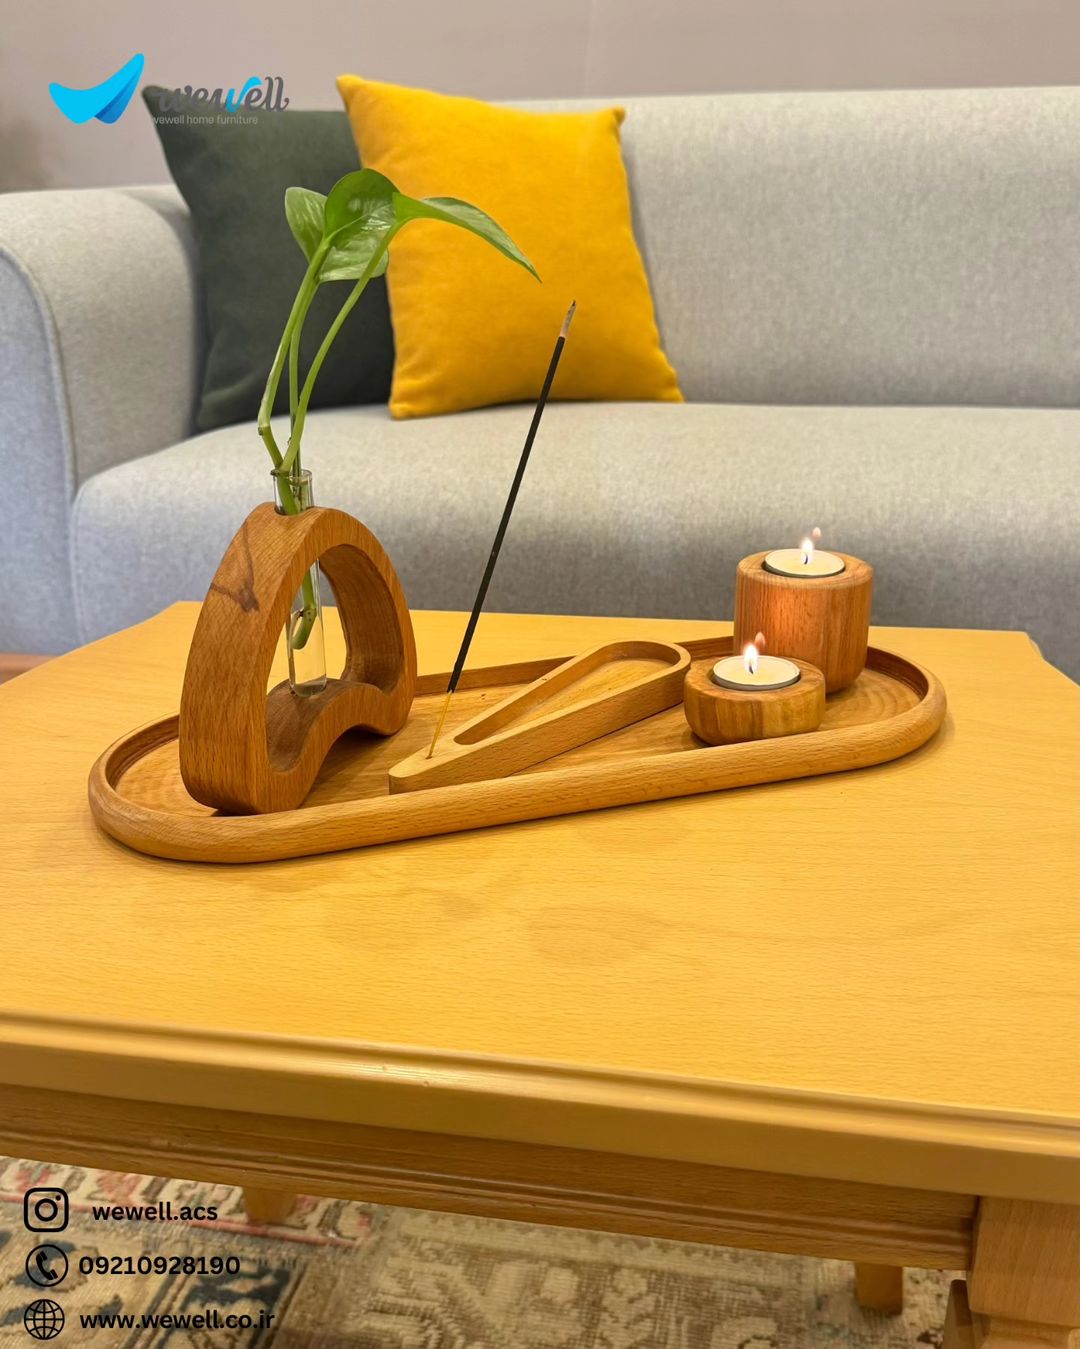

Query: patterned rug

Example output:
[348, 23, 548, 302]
[0, 1156, 954, 1346]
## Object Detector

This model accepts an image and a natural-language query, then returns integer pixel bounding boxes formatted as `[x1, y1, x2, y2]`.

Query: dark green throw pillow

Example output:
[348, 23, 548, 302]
[143, 87, 394, 431]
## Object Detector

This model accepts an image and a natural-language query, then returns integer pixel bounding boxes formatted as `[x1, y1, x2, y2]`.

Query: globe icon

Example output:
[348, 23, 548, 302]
[23, 1299, 65, 1340]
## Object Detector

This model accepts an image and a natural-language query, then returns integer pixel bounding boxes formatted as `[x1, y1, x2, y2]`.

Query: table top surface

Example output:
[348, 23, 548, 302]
[1, 605, 1077, 1200]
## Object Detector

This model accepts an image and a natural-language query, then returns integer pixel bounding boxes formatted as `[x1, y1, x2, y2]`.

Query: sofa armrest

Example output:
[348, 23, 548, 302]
[0, 185, 203, 651]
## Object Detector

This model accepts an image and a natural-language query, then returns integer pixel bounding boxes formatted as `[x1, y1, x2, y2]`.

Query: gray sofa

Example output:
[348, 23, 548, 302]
[2, 86, 1078, 677]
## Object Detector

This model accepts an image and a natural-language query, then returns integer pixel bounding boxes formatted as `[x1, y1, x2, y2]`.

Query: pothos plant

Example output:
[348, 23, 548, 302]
[258, 168, 538, 648]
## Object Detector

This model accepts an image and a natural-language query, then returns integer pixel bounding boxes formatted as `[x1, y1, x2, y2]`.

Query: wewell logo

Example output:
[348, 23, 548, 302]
[151, 76, 289, 114]
[49, 52, 144, 124]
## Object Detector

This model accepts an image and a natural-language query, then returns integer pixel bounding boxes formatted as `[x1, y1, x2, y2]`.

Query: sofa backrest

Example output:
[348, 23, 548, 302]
[532, 86, 1080, 408]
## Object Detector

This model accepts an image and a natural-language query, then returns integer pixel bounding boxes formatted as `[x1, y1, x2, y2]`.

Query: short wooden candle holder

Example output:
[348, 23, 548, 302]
[733, 552, 874, 693]
[683, 658, 825, 745]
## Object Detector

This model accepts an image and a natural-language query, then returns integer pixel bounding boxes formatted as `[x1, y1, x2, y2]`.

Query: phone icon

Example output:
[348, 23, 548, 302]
[25, 1244, 68, 1288]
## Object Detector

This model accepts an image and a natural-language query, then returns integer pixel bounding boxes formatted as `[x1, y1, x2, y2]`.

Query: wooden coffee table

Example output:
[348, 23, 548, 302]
[1, 605, 1077, 1344]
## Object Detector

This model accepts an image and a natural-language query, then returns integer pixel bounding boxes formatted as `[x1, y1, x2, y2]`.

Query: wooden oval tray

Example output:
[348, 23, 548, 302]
[88, 637, 946, 864]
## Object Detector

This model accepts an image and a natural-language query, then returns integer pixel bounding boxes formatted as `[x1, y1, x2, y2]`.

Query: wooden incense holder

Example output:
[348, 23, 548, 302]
[733, 551, 874, 693]
[683, 658, 825, 745]
[389, 639, 690, 794]
[179, 503, 416, 814]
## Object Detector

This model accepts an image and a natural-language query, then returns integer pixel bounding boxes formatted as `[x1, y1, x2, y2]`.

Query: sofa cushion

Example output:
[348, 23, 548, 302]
[142, 88, 393, 431]
[336, 76, 682, 419]
[71, 402, 1080, 678]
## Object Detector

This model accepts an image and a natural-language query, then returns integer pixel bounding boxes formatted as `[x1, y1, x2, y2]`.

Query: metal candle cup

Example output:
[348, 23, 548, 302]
[710, 653, 801, 691]
[763, 530, 845, 579]
[763, 547, 845, 578]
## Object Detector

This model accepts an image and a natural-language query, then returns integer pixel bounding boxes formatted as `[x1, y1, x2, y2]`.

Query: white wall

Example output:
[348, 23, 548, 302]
[3, 0, 1079, 191]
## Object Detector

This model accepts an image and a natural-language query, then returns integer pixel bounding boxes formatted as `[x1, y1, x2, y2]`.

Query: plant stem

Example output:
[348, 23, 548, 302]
[272, 471, 319, 650]
[280, 232, 395, 474]
[258, 245, 327, 468]
[265, 233, 390, 656]
[289, 323, 301, 432]
[261, 250, 332, 656]
[259, 423, 283, 469]
[291, 571, 319, 651]
[288, 320, 303, 479]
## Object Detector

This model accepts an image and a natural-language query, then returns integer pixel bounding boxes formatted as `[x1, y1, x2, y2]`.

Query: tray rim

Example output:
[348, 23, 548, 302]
[88, 638, 946, 865]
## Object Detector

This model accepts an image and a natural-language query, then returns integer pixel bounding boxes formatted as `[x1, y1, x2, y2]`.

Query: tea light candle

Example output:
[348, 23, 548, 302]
[711, 642, 801, 691]
[683, 640, 825, 746]
[764, 528, 845, 578]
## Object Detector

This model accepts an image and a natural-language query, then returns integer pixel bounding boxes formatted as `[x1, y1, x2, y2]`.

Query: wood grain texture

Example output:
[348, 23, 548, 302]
[178, 503, 416, 813]
[2, 609, 1078, 1202]
[241, 1186, 297, 1225]
[390, 639, 691, 793]
[2, 1008, 1076, 1206]
[976, 1327, 1076, 1348]
[0, 652, 50, 684]
[976, 1325, 1075, 1348]
[946, 1282, 989, 1349]
[734, 551, 874, 692]
[89, 642, 943, 863]
[855, 1262, 905, 1314]
[969, 1200, 1080, 1343]
[683, 656, 825, 744]
[0, 1082, 975, 1268]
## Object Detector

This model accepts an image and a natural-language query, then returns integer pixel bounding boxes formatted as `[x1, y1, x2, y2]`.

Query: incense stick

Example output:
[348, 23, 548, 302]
[426, 301, 577, 758]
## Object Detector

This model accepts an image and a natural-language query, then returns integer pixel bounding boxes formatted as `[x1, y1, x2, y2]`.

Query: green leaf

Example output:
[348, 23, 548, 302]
[393, 194, 539, 280]
[323, 168, 397, 242]
[284, 186, 326, 262]
[320, 230, 392, 283]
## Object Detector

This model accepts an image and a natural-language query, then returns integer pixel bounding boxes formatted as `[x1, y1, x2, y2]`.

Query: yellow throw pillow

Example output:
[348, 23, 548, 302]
[336, 76, 682, 419]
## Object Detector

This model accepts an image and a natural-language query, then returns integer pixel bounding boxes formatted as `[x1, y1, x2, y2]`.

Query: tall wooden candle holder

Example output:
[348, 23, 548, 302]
[179, 503, 417, 815]
[733, 552, 873, 693]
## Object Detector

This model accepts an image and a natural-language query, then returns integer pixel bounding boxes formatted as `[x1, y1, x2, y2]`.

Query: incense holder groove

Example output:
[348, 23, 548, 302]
[390, 639, 690, 794]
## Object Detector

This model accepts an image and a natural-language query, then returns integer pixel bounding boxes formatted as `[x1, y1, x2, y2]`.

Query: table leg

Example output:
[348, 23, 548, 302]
[945, 1280, 987, 1348]
[242, 1187, 297, 1225]
[966, 1199, 1080, 1348]
[854, 1262, 904, 1313]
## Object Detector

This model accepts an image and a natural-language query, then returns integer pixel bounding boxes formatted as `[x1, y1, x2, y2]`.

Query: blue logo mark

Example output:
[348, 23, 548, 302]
[226, 77, 261, 111]
[49, 53, 144, 125]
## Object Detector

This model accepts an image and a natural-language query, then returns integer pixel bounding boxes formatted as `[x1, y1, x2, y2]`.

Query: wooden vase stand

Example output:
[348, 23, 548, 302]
[178, 502, 417, 814]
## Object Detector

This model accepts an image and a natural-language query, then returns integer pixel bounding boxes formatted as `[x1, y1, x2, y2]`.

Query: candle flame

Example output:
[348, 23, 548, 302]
[800, 528, 822, 566]
[742, 642, 759, 675]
